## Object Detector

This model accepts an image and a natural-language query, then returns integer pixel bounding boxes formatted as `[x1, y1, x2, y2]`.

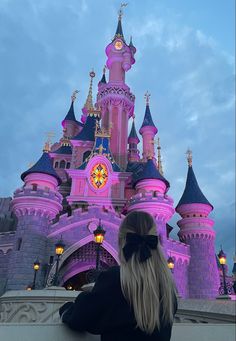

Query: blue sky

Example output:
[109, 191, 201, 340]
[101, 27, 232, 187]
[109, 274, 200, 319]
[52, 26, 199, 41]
[0, 0, 235, 269]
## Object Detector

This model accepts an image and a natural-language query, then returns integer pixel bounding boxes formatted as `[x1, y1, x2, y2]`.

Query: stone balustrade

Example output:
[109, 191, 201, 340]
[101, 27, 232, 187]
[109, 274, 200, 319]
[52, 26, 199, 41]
[0, 288, 235, 341]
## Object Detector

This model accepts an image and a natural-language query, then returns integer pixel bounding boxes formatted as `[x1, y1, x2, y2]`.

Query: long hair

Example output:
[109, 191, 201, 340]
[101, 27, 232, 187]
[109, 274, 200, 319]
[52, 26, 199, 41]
[119, 211, 176, 334]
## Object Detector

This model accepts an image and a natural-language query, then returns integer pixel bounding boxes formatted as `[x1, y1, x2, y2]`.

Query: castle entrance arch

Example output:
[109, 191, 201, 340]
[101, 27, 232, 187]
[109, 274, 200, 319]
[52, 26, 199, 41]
[60, 241, 118, 290]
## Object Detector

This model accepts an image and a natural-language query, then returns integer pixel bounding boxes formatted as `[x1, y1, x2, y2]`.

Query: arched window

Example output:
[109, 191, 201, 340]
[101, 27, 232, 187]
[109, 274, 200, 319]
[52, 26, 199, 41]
[32, 183, 37, 191]
[59, 160, 66, 169]
[55, 161, 59, 168]
[83, 150, 91, 162]
[66, 162, 70, 169]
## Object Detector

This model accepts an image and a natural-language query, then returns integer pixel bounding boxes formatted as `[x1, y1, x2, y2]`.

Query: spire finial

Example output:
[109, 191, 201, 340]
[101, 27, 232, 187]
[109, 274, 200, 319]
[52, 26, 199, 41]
[186, 148, 192, 167]
[84, 69, 95, 112]
[157, 137, 164, 175]
[144, 91, 151, 106]
[103, 65, 107, 75]
[43, 131, 54, 153]
[118, 3, 128, 20]
[71, 89, 79, 102]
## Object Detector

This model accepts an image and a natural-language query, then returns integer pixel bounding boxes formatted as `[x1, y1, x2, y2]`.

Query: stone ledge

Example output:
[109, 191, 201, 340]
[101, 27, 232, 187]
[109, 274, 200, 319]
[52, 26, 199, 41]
[0, 323, 235, 341]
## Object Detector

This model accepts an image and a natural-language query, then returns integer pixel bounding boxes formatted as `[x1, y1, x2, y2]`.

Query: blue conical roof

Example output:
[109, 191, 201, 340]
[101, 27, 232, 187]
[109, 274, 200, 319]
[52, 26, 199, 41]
[176, 166, 213, 209]
[140, 104, 157, 131]
[21, 152, 61, 184]
[73, 115, 97, 142]
[63, 101, 77, 122]
[134, 159, 169, 188]
[53, 145, 72, 155]
[128, 120, 140, 142]
[232, 262, 236, 274]
[115, 18, 124, 39]
[100, 73, 107, 84]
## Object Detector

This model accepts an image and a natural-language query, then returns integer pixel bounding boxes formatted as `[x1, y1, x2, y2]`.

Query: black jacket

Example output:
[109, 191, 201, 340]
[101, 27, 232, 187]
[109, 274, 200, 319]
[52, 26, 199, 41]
[59, 266, 177, 341]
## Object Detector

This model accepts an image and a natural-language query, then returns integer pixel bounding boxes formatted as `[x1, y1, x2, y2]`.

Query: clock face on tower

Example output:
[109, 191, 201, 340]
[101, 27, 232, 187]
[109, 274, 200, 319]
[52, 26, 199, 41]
[90, 163, 108, 189]
[114, 40, 123, 50]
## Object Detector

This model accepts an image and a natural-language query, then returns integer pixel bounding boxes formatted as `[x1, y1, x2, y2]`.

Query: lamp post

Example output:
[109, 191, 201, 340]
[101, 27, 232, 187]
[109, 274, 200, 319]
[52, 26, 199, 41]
[167, 256, 175, 273]
[32, 259, 40, 289]
[218, 247, 228, 295]
[93, 220, 106, 271]
[52, 237, 65, 286]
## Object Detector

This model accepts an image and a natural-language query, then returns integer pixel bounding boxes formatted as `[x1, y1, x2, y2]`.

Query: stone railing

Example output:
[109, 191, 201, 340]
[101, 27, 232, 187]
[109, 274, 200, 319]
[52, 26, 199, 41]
[0, 288, 235, 341]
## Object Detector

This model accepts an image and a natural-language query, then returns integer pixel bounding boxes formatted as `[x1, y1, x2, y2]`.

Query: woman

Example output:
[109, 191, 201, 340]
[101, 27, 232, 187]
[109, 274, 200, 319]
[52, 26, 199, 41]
[60, 211, 178, 341]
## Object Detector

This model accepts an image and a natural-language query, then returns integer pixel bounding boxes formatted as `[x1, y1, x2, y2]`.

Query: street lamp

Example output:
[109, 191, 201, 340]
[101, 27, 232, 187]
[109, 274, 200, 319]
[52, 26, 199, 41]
[167, 256, 175, 273]
[32, 259, 40, 289]
[218, 247, 228, 295]
[52, 236, 65, 286]
[93, 220, 106, 271]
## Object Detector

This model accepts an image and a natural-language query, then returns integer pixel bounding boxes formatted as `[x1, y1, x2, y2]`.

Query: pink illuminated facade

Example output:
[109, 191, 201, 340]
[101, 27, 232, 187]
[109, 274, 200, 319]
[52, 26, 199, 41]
[0, 12, 220, 299]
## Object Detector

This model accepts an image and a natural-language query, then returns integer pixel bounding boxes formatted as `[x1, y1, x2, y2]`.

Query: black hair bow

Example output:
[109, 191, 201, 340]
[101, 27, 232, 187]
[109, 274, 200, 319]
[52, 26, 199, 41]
[123, 233, 158, 263]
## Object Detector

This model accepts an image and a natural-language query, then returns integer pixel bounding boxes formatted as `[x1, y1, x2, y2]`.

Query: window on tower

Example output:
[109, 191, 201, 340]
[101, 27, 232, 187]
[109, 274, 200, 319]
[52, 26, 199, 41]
[59, 160, 66, 169]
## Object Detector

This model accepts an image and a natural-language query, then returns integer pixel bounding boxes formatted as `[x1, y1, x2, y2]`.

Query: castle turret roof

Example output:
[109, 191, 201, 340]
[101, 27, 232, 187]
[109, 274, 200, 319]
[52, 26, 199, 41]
[63, 101, 76, 122]
[53, 144, 72, 155]
[72, 114, 98, 142]
[134, 159, 169, 188]
[176, 165, 213, 209]
[140, 103, 157, 131]
[128, 120, 140, 142]
[21, 152, 61, 184]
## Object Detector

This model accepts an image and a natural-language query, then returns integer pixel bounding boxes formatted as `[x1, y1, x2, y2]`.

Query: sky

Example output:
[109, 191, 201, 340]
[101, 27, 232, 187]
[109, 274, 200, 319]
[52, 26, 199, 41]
[0, 0, 235, 269]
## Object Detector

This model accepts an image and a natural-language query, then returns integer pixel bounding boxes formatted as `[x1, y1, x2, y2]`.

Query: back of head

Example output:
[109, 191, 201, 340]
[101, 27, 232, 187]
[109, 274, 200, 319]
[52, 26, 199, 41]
[119, 211, 176, 334]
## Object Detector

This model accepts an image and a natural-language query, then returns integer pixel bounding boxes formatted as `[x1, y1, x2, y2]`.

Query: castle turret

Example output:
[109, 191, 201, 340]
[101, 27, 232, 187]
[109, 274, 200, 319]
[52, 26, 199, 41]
[62, 90, 81, 138]
[139, 92, 158, 161]
[176, 150, 219, 298]
[128, 119, 140, 162]
[96, 5, 136, 168]
[127, 158, 174, 242]
[7, 146, 63, 290]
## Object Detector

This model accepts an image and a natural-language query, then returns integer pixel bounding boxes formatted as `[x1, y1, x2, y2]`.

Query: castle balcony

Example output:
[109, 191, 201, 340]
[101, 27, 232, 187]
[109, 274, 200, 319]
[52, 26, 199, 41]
[0, 288, 235, 341]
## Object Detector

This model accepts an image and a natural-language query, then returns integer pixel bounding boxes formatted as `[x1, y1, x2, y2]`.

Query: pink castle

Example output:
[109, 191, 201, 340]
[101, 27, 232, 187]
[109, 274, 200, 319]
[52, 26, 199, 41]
[0, 10, 220, 298]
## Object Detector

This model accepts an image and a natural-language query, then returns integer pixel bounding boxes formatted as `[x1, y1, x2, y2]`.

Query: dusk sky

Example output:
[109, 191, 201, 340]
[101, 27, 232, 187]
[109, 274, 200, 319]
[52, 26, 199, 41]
[0, 1, 235, 269]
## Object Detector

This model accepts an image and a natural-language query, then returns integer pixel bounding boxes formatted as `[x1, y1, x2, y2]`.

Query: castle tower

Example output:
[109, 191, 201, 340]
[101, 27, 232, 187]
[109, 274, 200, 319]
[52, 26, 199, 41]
[176, 150, 219, 298]
[139, 92, 158, 161]
[96, 6, 136, 168]
[61, 90, 80, 138]
[7, 147, 62, 290]
[128, 119, 140, 162]
[71, 71, 100, 168]
[127, 158, 174, 242]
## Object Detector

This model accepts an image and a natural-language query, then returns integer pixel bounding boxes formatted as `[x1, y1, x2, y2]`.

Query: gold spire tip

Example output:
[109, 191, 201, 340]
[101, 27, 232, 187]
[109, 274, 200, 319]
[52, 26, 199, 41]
[43, 131, 54, 153]
[186, 148, 192, 167]
[84, 69, 95, 111]
[71, 89, 79, 102]
[144, 91, 151, 105]
[118, 3, 128, 20]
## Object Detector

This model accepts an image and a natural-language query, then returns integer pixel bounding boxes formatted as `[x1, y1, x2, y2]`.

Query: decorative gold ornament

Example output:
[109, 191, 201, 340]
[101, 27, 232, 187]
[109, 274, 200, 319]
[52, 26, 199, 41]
[114, 40, 123, 50]
[186, 148, 192, 167]
[144, 91, 151, 105]
[71, 89, 79, 102]
[90, 163, 108, 189]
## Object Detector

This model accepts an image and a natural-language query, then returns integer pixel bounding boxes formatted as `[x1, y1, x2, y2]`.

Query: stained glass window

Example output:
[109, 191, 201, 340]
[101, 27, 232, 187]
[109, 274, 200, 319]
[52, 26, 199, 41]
[90, 163, 108, 189]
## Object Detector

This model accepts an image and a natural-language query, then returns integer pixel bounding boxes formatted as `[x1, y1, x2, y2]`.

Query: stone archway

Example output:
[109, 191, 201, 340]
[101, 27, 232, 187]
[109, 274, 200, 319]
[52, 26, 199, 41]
[60, 241, 118, 289]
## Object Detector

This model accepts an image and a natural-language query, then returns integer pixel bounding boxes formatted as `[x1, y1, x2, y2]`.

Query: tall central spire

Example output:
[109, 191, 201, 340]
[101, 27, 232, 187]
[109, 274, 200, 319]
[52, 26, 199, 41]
[113, 3, 127, 40]
[84, 70, 95, 112]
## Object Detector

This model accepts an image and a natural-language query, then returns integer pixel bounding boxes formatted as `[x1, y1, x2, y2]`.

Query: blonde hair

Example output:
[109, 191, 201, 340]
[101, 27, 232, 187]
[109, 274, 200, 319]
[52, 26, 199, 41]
[119, 211, 176, 334]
